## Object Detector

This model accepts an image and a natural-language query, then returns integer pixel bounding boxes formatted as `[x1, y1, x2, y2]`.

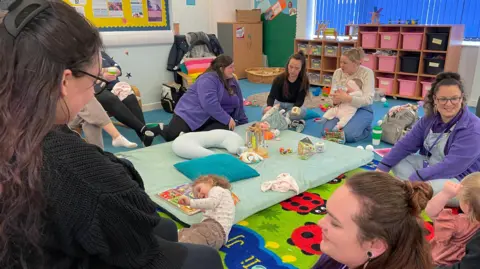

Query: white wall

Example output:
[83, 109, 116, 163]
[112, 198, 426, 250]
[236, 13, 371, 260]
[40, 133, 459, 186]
[102, 0, 253, 110]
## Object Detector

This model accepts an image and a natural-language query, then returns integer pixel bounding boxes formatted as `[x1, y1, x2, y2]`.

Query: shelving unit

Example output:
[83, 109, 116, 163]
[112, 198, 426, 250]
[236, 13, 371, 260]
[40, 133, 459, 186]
[347, 24, 464, 101]
[293, 39, 357, 87]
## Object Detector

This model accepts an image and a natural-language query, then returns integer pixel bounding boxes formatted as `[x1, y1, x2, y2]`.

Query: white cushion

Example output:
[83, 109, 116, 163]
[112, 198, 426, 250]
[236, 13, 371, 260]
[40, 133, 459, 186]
[172, 129, 244, 159]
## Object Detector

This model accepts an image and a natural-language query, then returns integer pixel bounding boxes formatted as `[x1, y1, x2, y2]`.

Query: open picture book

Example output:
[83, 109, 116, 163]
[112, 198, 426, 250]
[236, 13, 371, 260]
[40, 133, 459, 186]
[158, 183, 240, 216]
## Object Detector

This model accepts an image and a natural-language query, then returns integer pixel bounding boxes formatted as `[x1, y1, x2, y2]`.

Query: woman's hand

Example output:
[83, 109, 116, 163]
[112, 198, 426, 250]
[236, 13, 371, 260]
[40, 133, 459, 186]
[331, 90, 353, 104]
[229, 118, 236, 130]
[178, 196, 191, 206]
[263, 106, 272, 115]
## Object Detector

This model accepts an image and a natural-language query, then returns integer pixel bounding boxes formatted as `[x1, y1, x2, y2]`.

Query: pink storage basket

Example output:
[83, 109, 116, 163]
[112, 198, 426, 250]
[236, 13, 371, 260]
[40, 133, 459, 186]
[379, 32, 400, 49]
[377, 55, 396, 72]
[421, 81, 433, 97]
[361, 54, 377, 70]
[401, 32, 423, 50]
[377, 77, 394, 95]
[398, 79, 417, 96]
[361, 32, 377, 48]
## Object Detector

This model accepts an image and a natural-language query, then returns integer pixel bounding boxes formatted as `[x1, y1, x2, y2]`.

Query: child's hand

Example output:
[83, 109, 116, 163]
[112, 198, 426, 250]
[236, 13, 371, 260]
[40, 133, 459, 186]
[442, 181, 462, 199]
[177, 196, 191, 206]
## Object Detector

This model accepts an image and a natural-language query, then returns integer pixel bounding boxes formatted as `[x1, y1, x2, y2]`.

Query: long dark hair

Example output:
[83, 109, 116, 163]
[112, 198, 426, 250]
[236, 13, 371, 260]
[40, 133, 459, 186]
[424, 72, 466, 117]
[346, 172, 433, 269]
[0, 1, 102, 267]
[203, 55, 234, 95]
[281, 51, 310, 98]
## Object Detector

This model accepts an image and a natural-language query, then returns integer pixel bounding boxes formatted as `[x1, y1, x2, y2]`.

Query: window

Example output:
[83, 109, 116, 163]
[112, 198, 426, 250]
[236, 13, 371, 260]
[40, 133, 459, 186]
[315, 0, 480, 39]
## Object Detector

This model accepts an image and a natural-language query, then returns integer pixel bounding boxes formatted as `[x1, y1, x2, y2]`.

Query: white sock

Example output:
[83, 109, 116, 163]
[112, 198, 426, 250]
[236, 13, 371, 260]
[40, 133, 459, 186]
[112, 135, 138, 148]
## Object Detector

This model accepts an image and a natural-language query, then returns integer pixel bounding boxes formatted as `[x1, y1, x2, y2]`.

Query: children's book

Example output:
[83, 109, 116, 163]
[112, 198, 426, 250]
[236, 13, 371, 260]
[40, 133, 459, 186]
[158, 183, 240, 216]
[373, 148, 392, 158]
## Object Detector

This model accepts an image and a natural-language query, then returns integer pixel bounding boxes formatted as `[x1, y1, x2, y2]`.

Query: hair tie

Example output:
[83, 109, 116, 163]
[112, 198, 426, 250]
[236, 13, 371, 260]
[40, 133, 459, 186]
[4, 0, 50, 38]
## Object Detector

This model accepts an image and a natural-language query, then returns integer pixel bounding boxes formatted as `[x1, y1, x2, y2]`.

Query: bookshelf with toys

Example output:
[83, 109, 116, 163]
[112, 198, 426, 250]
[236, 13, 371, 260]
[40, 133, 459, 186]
[294, 38, 357, 87]
[347, 24, 464, 101]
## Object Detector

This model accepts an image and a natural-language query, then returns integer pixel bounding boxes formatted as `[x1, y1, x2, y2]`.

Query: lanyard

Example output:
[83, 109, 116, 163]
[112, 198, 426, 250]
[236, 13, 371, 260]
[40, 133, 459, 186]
[426, 123, 455, 157]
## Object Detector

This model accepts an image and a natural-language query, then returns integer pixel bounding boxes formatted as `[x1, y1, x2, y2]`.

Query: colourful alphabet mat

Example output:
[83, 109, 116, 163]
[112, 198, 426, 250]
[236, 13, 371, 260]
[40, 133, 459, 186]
[161, 160, 435, 269]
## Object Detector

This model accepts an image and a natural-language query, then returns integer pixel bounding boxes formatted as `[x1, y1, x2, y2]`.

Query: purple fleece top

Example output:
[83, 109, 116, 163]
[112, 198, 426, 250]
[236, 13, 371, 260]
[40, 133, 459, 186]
[174, 72, 248, 131]
[378, 106, 480, 181]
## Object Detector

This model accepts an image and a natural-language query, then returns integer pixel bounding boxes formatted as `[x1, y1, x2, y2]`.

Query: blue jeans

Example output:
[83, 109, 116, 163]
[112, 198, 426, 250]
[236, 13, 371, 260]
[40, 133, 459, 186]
[322, 105, 373, 143]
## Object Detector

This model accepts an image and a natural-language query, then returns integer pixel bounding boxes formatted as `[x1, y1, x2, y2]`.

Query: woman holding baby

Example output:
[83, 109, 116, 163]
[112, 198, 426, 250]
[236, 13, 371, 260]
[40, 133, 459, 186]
[323, 48, 375, 142]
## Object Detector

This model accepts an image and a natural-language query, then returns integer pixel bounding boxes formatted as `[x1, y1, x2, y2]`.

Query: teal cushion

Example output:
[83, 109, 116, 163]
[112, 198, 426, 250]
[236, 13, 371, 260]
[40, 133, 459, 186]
[304, 109, 321, 120]
[174, 153, 260, 182]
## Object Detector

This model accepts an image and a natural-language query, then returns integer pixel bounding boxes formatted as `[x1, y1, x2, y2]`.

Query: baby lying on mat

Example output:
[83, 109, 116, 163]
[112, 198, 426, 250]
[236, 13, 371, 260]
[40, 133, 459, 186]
[317, 79, 363, 131]
[178, 175, 235, 250]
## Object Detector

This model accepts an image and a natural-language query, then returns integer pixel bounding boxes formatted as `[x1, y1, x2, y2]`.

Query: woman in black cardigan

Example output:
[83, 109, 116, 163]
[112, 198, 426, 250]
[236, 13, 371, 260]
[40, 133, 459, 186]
[0, 1, 222, 268]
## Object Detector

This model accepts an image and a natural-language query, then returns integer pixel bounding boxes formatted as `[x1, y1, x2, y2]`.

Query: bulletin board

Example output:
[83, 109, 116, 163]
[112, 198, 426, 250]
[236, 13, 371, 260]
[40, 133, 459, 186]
[64, 0, 170, 31]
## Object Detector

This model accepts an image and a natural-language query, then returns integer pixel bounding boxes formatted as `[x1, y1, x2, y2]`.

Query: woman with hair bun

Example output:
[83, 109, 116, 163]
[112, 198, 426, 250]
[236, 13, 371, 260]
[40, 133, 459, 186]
[321, 47, 375, 142]
[312, 171, 433, 269]
[378, 72, 480, 205]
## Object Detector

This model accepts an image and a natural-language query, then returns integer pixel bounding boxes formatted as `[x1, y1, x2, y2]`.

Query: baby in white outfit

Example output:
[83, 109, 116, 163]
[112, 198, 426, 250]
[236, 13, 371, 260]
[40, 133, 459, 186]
[318, 79, 363, 131]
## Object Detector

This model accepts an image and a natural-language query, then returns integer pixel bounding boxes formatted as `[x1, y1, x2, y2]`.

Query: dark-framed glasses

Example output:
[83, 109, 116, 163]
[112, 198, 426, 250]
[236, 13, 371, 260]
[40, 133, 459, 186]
[74, 70, 109, 95]
[435, 96, 463, 105]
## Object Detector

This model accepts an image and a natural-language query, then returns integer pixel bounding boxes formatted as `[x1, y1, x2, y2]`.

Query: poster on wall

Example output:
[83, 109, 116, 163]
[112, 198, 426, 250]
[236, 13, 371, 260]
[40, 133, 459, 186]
[236, 27, 245, 38]
[254, 0, 297, 20]
[65, 0, 170, 31]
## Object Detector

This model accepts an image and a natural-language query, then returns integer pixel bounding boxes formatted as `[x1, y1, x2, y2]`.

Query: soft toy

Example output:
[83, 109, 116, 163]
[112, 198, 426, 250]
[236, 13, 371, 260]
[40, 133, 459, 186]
[239, 151, 264, 164]
[291, 106, 301, 116]
[261, 105, 290, 130]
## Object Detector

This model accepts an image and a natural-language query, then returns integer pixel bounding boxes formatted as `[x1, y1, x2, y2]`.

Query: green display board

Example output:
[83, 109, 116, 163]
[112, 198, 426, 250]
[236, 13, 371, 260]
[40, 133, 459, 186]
[262, 12, 296, 67]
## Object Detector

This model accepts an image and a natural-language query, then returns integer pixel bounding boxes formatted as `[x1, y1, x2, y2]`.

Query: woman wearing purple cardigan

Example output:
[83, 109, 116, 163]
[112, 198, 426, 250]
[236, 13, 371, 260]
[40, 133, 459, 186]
[160, 55, 248, 141]
[378, 72, 480, 205]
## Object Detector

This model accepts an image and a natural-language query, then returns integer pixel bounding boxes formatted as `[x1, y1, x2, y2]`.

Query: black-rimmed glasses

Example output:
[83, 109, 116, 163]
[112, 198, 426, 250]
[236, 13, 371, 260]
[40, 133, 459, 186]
[74, 70, 109, 95]
[435, 96, 463, 105]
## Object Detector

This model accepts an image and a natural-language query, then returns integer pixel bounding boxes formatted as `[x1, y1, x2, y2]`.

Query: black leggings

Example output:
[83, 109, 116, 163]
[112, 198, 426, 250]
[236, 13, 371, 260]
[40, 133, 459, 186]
[163, 113, 229, 142]
[154, 218, 223, 269]
[96, 90, 146, 135]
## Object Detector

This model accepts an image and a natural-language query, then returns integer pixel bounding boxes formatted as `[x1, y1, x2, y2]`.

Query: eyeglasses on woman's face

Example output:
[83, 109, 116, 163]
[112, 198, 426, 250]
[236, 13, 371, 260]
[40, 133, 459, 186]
[434, 95, 463, 105]
[73, 69, 109, 95]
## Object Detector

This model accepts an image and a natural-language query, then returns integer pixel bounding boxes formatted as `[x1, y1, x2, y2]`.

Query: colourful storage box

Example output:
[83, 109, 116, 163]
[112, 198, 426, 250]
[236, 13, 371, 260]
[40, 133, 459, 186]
[421, 81, 433, 97]
[322, 74, 333, 85]
[341, 46, 354, 54]
[401, 32, 423, 50]
[310, 58, 321, 69]
[362, 54, 377, 70]
[361, 32, 377, 48]
[379, 32, 400, 49]
[378, 55, 396, 72]
[298, 43, 308, 54]
[324, 46, 338, 57]
[398, 79, 417, 96]
[308, 72, 321, 84]
[377, 77, 394, 95]
[309, 44, 322, 55]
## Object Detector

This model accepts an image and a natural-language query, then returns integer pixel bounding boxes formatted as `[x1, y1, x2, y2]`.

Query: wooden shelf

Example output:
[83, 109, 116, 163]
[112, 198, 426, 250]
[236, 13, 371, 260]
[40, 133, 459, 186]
[295, 38, 358, 87]
[348, 24, 464, 101]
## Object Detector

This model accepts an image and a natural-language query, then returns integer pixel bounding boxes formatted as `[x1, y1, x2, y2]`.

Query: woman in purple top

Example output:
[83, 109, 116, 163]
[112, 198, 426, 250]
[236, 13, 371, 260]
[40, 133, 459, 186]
[160, 55, 248, 141]
[312, 172, 433, 269]
[377, 72, 480, 206]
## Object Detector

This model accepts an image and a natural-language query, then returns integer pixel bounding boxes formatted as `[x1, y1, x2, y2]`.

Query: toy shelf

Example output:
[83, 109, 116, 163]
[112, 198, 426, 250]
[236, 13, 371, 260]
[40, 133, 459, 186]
[347, 24, 464, 101]
[294, 39, 357, 87]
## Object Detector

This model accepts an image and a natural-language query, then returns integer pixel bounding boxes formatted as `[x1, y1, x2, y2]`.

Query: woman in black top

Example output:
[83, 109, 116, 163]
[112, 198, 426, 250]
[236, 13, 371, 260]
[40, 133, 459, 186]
[0, 1, 222, 268]
[263, 51, 310, 132]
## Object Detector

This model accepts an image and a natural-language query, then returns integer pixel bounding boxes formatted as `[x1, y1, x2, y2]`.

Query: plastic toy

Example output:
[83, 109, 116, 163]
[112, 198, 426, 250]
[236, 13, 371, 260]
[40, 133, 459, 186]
[239, 152, 264, 164]
[315, 142, 325, 153]
[279, 147, 293, 155]
[381, 97, 387, 103]
[322, 86, 331, 96]
[246, 123, 268, 158]
[298, 137, 316, 160]
[383, 101, 389, 107]
[264, 131, 275, 140]
[357, 145, 365, 150]
[323, 130, 346, 144]
[365, 145, 375, 151]
[291, 106, 301, 116]
[107, 67, 118, 75]
[313, 87, 322, 96]
[320, 103, 330, 112]
[370, 7, 383, 24]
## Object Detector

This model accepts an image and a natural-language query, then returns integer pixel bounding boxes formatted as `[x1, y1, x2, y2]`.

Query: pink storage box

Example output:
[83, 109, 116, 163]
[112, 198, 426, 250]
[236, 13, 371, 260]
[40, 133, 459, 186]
[421, 81, 433, 97]
[398, 79, 417, 96]
[379, 32, 400, 49]
[378, 55, 396, 72]
[401, 32, 423, 50]
[361, 32, 377, 48]
[362, 54, 377, 70]
[377, 77, 394, 95]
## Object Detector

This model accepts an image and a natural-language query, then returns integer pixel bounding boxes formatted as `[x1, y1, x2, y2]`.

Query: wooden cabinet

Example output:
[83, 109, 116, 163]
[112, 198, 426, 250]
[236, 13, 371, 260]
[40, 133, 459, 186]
[217, 22, 263, 79]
